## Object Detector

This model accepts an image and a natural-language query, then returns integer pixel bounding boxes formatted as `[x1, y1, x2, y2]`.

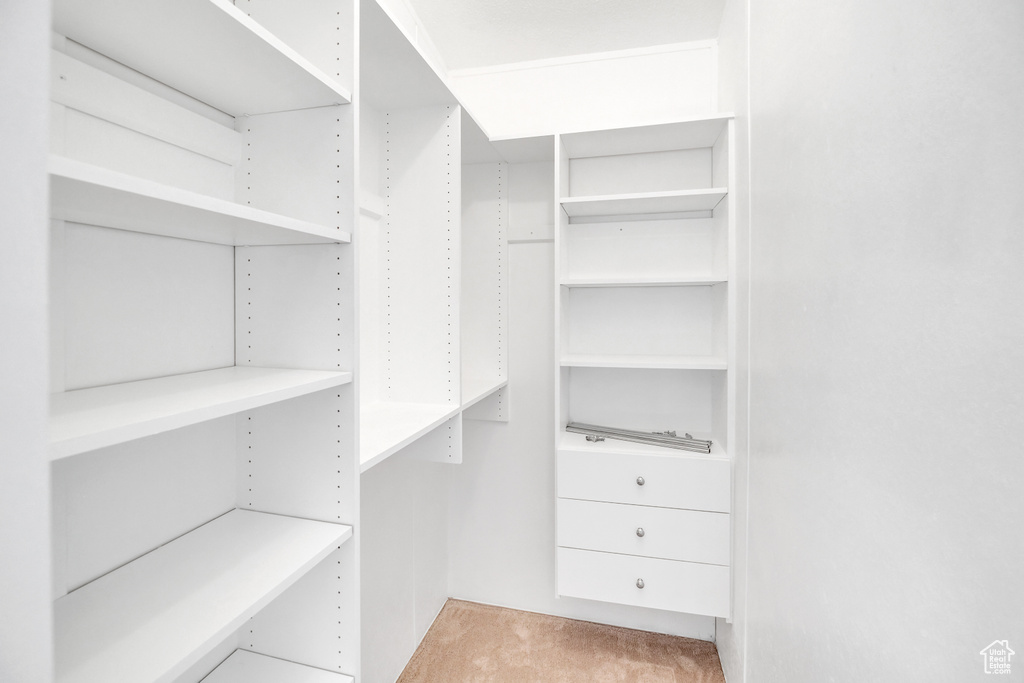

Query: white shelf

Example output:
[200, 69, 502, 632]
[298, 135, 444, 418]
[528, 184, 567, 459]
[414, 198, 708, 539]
[50, 157, 349, 246]
[561, 275, 727, 288]
[560, 354, 727, 370]
[203, 650, 353, 683]
[462, 377, 508, 410]
[50, 366, 353, 460]
[558, 431, 729, 461]
[360, 402, 461, 472]
[55, 510, 353, 683]
[53, 0, 350, 116]
[561, 189, 727, 219]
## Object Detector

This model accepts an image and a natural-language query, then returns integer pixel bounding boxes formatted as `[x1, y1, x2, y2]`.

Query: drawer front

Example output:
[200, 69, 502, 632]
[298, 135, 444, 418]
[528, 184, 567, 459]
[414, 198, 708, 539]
[558, 498, 730, 565]
[557, 547, 730, 618]
[557, 449, 730, 512]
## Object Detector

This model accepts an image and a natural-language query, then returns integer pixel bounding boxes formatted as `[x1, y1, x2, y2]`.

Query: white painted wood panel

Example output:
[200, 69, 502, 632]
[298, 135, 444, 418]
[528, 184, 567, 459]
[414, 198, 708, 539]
[557, 499, 730, 565]
[50, 50, 238, 167]
[564, 286, 719, 358]
[568, 148, 712, 197]
[54, 510, 352, 683]
[461, 161, 508, 387]
[557, 548, 730, 618]
[202, 650, 353, 683]
[50, 157, 348, 246]
[53, 0, 351, 116]
[508, 160, 554, 242]
[561, 276, 727, 288]
[557, 443, 730, 512]
[560, 116, 730, 158]
[50, 367, 352, 460]
[54, 418, 235, 593]
[563, 218, 725, 282]
[61, 224, 234, 390]
[236, 244, 353, 373]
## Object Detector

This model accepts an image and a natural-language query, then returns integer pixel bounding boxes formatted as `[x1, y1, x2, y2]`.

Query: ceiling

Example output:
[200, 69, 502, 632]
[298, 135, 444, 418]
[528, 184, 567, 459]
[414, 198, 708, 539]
[402, 0, 728, 71]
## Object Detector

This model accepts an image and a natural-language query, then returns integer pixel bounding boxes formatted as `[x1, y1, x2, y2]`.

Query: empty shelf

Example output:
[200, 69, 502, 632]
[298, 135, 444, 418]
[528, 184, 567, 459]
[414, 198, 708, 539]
[561, 275, 727, 288]
[53, 0, 350, 116]
[203, 650, 353, 683]
[560, 189, 727, 218]
[360, 402, 460, 472]
[50, 157, 350, 246]
[50, 366, 353, 460]
[560, 354, 727, 370]
[559, 431, 729, 460]
[55, 510, 353, 683]
[462, 377, 508, 409]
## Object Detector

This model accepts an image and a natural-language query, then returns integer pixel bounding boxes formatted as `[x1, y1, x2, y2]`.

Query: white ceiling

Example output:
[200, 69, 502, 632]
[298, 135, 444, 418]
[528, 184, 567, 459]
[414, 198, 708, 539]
[403, 0, 727, 71]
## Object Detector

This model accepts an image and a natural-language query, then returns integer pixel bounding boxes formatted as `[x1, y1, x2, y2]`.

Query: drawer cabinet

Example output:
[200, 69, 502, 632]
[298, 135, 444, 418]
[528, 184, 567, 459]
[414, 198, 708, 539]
[557, 547, 731, 618]
[557, 498, 730, 565]
[557, 449, 730, 513]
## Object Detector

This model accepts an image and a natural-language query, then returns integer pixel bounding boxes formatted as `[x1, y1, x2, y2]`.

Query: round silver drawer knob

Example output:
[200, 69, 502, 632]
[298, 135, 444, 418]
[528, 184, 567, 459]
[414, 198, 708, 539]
[636, 578, 645, 589]
[636, 476, 645, 486]
[636, 527, 645, 538]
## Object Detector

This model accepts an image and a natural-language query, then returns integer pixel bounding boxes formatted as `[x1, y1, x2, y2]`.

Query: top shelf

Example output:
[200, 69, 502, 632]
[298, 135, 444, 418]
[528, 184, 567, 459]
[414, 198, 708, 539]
[52, 0, 351, 116]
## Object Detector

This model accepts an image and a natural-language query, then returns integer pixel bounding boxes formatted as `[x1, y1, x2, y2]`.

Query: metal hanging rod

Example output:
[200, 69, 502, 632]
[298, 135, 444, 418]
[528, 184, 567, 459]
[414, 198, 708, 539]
[566, 422, 712, 454]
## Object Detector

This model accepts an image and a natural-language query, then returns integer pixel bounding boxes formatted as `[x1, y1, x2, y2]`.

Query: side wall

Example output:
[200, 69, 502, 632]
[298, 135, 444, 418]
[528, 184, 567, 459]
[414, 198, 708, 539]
[0, 1, 53, 681]
[450, 44, 718, 139]
[745, 1, 1024, 681]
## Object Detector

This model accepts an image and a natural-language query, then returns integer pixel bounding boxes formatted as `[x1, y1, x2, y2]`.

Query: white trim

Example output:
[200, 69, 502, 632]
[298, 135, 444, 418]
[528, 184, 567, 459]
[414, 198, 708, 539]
[449, 40, 718, 78]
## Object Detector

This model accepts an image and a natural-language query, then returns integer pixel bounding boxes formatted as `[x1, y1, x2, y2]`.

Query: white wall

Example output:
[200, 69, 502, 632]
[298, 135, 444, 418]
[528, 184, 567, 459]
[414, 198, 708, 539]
[0, 1, 53, 681]
[744, 1, 1024, 681]
[448, 239, 716, 641]
[450, 43, 718, 140]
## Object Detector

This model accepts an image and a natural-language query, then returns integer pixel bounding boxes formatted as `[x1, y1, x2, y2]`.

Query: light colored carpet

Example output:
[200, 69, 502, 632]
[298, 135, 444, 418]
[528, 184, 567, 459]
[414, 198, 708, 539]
[396, 599, 727, 683]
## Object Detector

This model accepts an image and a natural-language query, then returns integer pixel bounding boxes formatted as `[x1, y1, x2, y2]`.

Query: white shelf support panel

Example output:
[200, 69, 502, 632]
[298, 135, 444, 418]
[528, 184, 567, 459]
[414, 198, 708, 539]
[203, 650, 354, 683]
[560, 188, 727, 219]
[50, 366, 353, 460]
[359, 402, 461, 472]
[55, 510, 353, 683]
[50, 157, 350, 246]
[52, 0, 351, 116]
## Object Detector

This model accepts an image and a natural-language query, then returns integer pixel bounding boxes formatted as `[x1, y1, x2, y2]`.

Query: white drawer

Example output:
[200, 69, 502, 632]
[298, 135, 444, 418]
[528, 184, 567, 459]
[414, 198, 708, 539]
[557, 547, 730, 618]
[557, 448, 730, 512]
[558, 498, 730, 565]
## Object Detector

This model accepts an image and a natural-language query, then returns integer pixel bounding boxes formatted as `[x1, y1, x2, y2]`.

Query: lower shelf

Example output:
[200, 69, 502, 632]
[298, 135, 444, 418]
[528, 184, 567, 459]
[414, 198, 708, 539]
[560, 354, 727, 370]
[360, 401, 461, 472]
[203, 650, 353, 683]
[55, 509, 352, 683]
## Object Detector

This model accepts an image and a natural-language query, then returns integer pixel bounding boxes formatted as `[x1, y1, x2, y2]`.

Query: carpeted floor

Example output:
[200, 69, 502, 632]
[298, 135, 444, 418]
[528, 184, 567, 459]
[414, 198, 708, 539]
[396, 599, 727, 683]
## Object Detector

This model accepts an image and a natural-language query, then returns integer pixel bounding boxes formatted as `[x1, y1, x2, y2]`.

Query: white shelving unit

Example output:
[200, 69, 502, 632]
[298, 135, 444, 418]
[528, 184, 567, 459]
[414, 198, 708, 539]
[202, 650, 354, 683]
[55, 510, 352, 683]
[48, 1, 360, 681]
[554, 115, 737, 619]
